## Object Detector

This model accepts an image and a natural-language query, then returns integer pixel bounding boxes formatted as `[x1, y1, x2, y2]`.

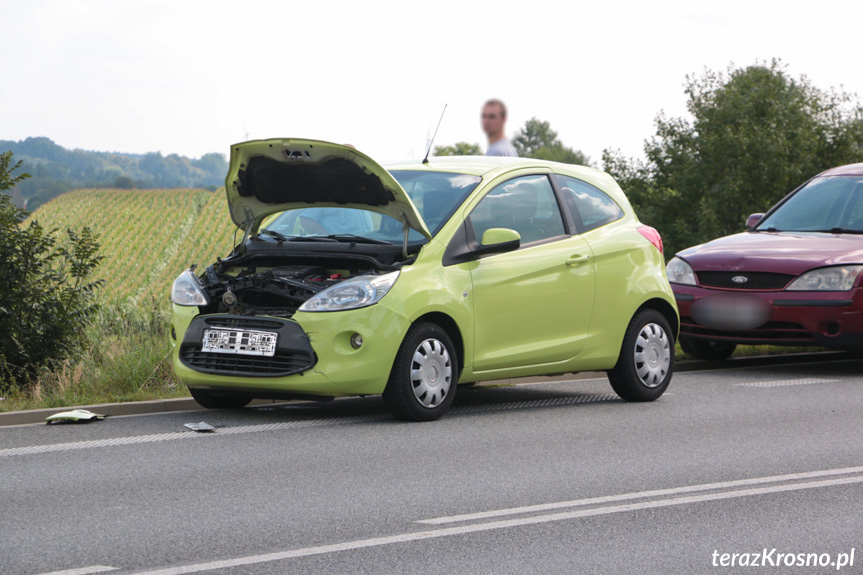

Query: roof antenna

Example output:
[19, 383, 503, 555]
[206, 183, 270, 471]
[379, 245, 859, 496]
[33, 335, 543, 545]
[422, 104, 447, 165]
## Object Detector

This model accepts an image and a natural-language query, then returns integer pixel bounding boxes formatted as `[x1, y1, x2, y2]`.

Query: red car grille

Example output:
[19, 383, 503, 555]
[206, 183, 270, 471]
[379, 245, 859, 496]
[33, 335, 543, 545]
[697, 271, 794, 290]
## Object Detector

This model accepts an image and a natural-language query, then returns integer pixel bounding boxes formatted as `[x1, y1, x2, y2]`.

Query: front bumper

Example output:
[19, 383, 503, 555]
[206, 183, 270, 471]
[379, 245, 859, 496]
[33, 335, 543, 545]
[170, 302, 410, 398]
[672, 285, 863, 350]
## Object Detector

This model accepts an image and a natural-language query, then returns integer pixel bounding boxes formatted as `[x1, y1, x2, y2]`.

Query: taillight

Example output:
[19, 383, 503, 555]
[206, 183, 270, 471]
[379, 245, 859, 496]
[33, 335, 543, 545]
[637, 225, 663, 254]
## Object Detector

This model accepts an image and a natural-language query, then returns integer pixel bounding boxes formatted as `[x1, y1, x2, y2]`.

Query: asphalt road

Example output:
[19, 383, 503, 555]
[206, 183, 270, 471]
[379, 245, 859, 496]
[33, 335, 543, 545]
[2, 357, 863, 575]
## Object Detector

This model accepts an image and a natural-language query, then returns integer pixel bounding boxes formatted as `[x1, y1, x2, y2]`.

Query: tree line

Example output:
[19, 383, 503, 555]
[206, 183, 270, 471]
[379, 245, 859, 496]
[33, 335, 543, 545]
[1, 137, 227, 211]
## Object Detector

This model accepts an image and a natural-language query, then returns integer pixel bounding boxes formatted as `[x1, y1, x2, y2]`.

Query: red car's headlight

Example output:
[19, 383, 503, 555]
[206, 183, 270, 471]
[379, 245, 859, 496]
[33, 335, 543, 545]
[786, 266, 863, 291]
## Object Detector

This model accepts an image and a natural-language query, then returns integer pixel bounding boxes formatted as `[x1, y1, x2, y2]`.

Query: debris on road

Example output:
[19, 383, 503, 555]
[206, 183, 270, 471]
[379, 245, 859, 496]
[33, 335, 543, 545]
[184, 421, 216, 432]
[45, 409, 107, 424]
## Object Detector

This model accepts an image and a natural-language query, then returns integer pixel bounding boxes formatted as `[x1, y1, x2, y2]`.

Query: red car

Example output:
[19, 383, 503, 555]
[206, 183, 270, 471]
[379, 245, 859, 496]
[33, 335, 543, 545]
[667, 163, 863, 360]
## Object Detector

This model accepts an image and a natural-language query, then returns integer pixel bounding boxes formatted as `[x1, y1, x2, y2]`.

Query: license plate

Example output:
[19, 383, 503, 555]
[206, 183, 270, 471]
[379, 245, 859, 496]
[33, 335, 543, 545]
[202, 328, 278, 357]
[690, 293, 772, 331]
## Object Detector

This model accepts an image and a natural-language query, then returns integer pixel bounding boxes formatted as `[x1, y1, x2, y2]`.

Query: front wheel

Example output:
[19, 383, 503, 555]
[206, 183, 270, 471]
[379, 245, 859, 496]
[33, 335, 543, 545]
[189, 388, 252, 410]
[383, 322, 458, 422]
[679, 336, 737, 361]
[607, 309, 674, 402]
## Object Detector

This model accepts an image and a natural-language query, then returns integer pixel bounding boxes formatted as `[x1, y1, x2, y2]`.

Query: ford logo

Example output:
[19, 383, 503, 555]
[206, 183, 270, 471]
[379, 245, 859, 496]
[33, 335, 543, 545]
[732, 276, 749, 284]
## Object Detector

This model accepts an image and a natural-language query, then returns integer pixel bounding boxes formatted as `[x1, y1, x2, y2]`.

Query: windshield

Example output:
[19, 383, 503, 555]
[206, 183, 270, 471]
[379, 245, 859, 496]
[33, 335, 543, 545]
[264, 170, 481, 243]
[756, 176, 863, 233]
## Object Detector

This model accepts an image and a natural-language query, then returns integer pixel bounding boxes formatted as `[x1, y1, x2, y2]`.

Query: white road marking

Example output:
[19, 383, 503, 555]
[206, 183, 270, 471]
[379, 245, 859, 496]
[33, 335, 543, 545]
[0, 394, 619, 458]
[0, 415, 386, 458]
[735, 378, 839, 388]
[418, 464, 863, 524]
[127, 473, 863, 575]
[34, 566, 117, 575]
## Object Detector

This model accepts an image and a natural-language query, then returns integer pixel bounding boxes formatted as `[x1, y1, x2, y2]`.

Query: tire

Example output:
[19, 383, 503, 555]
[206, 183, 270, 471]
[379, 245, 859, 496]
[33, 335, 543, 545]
[608, 309, 674, 402]
[189, 388, 252, 409]
[679, 336, 737, 361]
[383, 322, 458, 422]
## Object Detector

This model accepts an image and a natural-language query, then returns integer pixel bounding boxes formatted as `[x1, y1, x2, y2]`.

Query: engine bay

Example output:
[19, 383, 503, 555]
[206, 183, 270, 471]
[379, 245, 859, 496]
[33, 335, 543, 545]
[198, 264, 372, 318]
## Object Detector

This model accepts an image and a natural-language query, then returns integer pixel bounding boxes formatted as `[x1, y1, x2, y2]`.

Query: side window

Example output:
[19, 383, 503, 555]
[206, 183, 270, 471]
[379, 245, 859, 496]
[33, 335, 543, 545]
[557, 175, 624, 232]
[469, 175, 566, 245]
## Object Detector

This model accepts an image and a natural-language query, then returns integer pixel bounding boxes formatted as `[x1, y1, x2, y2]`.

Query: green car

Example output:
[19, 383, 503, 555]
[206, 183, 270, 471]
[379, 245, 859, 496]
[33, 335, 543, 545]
[170, 139, 678, 421]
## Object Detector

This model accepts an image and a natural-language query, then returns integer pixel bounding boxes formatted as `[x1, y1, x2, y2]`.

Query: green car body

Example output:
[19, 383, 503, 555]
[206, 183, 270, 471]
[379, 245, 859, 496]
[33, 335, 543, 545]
[170, 139, 678, 420]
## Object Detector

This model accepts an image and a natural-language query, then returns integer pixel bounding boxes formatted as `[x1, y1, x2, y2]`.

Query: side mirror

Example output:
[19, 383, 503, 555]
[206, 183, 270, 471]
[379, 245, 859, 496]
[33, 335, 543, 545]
[472, 228, 521, 258]
[746, 213, 764, 228]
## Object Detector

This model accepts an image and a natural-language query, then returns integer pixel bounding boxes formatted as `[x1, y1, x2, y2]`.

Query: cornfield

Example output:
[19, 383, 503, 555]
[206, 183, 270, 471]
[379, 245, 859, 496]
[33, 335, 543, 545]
[27, 188, 238, 306]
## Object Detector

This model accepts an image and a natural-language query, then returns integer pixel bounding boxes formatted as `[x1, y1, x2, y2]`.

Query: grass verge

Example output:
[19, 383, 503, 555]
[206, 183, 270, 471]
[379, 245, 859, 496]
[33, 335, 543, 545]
[0, 300, 187, 412]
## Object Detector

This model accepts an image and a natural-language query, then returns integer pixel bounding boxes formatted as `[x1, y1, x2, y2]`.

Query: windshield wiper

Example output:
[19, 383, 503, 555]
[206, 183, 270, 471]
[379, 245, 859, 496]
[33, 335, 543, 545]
[258, 230, 338, 243]
[326, 234, 393, 245]
[258, 229, 290, 242]
[817, 227, 863, 234]
[259, 230, 394, 245]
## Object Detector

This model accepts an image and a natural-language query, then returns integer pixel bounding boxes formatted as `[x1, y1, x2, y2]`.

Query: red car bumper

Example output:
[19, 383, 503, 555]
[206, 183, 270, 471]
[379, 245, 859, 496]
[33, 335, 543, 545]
[672, 285, 863, 350]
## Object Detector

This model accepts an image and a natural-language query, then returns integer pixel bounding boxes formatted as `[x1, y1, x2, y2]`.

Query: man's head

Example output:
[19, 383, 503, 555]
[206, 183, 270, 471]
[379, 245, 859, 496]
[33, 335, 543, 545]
[481, 99, 507, 142]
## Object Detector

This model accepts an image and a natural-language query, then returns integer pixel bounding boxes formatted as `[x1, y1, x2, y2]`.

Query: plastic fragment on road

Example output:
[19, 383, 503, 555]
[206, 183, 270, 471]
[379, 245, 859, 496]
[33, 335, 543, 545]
[45, 409, 107, 424]
[184, 421, 216, 432]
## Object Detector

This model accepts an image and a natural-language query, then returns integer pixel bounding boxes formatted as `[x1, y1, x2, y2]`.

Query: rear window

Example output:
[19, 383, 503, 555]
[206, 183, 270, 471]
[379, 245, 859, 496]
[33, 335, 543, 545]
[556, 175, 624, 232]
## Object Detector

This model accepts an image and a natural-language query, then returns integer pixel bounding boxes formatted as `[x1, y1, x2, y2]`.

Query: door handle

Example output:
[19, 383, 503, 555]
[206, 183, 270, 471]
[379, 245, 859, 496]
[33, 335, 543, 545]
[566, 254, 590, 266]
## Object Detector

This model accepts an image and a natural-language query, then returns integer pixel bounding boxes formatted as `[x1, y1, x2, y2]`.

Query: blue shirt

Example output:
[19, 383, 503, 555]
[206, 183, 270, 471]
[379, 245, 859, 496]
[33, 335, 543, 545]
[486, 139, 518, 157]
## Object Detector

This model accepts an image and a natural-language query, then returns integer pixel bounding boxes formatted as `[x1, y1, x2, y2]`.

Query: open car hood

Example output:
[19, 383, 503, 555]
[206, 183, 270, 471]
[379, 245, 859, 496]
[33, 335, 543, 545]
[226, 139, 431, 239]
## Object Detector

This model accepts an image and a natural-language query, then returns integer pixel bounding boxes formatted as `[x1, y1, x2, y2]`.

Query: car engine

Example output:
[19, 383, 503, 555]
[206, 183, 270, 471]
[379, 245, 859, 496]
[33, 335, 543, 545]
[198, 264, 357, 318]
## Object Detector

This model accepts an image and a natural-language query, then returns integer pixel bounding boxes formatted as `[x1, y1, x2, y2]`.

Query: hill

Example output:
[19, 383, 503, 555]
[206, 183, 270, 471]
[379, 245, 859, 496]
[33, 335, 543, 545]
[28, 188, 238, 306]
[2, 137, 228, 211]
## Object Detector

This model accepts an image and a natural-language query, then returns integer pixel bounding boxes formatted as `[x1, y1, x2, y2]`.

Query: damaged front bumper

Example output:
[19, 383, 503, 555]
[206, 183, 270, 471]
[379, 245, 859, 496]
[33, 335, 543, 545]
[178, 315, 317, 378]
[170, 302, 410, 398]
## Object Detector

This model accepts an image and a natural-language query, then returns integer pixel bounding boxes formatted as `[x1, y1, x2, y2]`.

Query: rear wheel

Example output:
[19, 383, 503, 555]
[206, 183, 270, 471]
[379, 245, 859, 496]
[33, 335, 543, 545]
[608, 309, 674, 401]
[189, 388, 252, 410]
[679, 336, 737, 361]
[383, 322, 458, 422]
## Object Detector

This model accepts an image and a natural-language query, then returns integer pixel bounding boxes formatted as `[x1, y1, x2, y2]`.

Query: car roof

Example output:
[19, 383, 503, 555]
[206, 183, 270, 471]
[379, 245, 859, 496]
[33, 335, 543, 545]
[819, 163, 863, 177]
[383, 155, 604, 179]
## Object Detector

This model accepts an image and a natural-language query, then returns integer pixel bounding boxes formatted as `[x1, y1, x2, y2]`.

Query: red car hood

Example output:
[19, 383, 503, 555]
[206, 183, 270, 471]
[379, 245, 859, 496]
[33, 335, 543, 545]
[677, 232, 863, 275]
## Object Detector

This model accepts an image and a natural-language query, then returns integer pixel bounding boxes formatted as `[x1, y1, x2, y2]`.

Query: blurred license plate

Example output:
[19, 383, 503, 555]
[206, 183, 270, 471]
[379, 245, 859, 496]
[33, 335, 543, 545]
[202, 328, 277, 357]
[690, 293, 772, 331]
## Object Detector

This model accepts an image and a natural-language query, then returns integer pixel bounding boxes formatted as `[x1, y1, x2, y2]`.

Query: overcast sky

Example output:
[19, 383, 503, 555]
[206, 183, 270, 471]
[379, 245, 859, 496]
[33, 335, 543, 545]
[3, 0, 862, 166]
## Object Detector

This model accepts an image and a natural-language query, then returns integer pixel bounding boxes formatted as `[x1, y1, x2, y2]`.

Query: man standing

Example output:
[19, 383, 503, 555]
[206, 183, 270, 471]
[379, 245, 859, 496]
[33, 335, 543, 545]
[482, 99, 518, 157]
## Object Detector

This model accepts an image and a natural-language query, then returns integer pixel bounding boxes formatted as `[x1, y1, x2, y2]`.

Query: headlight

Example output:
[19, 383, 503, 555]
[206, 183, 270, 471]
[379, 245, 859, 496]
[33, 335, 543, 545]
[171, 270, 209, 306]
[786, 266, 863, 291]
[299, 271, 400, 312]
[666, 257, 696, 285]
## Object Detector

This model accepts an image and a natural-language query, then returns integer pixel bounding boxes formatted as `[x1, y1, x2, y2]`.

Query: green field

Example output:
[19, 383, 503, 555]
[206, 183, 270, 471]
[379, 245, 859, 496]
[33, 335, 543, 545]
[28, 188, 238, 305]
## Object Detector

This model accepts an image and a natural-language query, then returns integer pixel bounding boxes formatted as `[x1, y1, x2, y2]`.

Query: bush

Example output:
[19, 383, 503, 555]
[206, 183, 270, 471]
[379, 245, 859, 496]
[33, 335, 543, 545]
[0, 152, 104, 389]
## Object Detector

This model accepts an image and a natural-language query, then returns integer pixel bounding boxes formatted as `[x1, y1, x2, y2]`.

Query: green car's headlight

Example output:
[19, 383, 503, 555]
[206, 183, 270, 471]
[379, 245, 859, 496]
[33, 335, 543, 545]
[786, 265, 863, 291]
[666, 257, 696, 285]
[171, 270, 209, 306]
[299, 271, 400, 312]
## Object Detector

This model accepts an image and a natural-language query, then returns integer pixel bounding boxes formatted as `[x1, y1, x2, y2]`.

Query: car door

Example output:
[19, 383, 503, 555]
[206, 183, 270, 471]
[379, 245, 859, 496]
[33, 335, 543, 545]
[465, 173, 596, 372]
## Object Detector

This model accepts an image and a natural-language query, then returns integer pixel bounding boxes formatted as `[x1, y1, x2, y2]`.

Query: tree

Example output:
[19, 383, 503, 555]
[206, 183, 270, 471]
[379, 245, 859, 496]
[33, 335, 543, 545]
[0, 150, 30, 194]
[0, 151, 104, 389]
[433, 142, 482, 156]
[513, 118, 590, 166]
[604, 60, 863, 258]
